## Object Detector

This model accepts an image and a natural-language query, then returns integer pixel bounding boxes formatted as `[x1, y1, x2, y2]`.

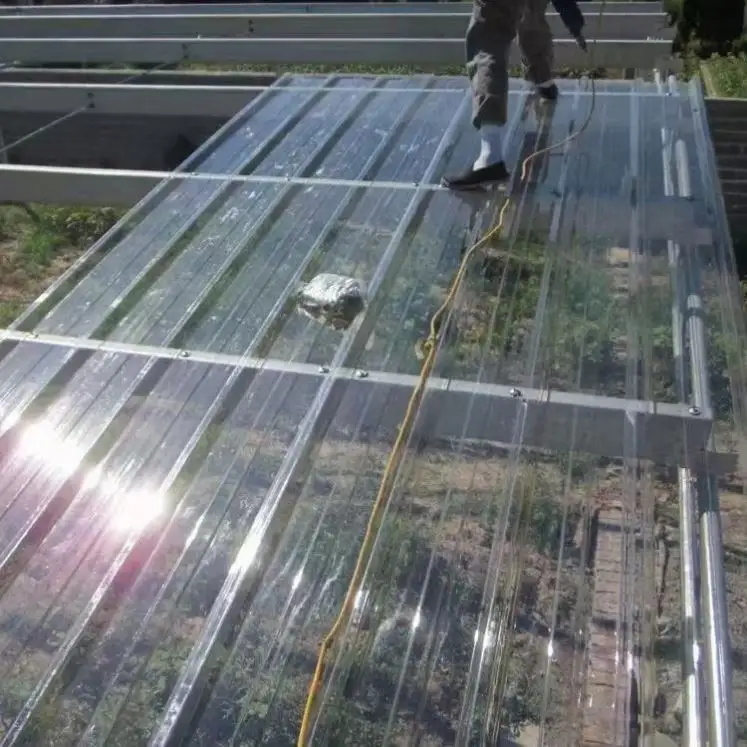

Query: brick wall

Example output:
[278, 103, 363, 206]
[582, 498, 631, 747]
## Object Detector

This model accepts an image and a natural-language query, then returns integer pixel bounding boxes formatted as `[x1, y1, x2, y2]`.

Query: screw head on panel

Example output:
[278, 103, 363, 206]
[688, 406, 701, 416]
[509, 387, 522, 399]
[355, 370, 369, 379]
[319, 365, 330, 374]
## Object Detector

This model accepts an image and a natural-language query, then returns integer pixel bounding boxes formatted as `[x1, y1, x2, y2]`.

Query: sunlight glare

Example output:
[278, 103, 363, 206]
[18, 420, 84, 476]
[109, 486, 167, 533]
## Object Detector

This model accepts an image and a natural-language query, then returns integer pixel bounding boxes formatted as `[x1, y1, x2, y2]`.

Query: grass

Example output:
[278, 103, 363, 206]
[0, 205, 122, 328]
[179, 61, 468, 76]
[177, 60, 618, 80]
[701, 54, 747, 98]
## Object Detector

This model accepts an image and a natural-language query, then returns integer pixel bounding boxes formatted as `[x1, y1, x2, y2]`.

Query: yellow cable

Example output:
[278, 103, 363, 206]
[297, 37, 605, 747]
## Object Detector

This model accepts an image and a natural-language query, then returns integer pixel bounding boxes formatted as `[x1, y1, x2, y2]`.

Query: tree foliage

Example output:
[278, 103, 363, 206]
[676, 0, 746, 54]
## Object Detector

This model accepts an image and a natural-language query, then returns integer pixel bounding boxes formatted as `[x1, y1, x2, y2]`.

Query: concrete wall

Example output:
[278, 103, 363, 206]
[0, 111, 229, 170]
[0, 70, 272, 172]
[705, 97, 747, 241]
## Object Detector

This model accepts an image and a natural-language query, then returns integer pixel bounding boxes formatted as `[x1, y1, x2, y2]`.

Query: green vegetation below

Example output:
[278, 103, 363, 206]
[673, 0, 746, 55]
[0, 205, 122, 328]
[702, 54, 747, 97]
[177, 61, 614, 80]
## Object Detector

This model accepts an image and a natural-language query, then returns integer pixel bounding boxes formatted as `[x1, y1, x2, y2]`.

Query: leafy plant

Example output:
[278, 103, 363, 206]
[677, 0, 746, 54]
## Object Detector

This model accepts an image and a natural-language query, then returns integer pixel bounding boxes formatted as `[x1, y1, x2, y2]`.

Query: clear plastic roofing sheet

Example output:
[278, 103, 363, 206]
[0, 73, 746, 746]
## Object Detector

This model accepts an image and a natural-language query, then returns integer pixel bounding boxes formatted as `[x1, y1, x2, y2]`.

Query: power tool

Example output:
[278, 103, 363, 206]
[551, 0, 588, 51]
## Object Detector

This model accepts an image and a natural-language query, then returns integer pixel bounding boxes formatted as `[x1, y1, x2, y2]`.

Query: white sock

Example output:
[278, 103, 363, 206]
[473, 124, 505, 171]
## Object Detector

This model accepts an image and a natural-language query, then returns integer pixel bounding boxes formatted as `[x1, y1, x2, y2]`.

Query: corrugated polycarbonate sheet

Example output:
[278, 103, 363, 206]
[0, 74, 745, 746]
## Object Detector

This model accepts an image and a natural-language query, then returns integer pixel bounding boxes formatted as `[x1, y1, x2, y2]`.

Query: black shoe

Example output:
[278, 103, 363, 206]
[441, 161, 510, 191]
[536, 83, 559, 101]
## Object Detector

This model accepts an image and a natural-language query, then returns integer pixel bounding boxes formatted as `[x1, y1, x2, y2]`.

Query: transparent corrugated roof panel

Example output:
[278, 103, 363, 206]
[0, 75, 745, 746]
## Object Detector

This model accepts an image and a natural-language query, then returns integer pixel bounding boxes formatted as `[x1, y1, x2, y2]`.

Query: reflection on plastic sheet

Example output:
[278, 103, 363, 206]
[0, 75, 745, 746]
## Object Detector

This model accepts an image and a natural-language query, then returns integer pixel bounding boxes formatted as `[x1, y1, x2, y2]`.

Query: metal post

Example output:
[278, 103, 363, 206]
[658, 71, 705, 747]
[675, 118, 736, 747]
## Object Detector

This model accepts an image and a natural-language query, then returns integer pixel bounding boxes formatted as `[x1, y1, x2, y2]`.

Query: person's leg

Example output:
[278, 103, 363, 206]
[443, 0, 522, 190]
[518, 0, 558, 100]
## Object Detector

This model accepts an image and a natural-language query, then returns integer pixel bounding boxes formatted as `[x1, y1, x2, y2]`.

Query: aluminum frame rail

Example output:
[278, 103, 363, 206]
[657, 70, 736, 747]
[0, 81, 266, 117]
[0, 11, 674, 40]
[0, 164, 713, 248]
[0, 37, 676, 70]
[0, 327, 730, 474]
[686, 75, 738, 747]
[659, 70, 706, 747]
[0, 79, 707, 118]
[0, 1, 668, 15]
[0, 68, 272, 83]
[0, 0, 675, 70]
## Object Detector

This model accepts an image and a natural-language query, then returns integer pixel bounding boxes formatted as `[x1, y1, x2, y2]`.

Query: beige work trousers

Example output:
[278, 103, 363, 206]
[467, 0, 554, 128]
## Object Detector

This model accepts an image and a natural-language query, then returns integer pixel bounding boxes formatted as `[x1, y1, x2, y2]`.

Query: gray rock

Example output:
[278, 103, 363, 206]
[297, 273, 366, 330]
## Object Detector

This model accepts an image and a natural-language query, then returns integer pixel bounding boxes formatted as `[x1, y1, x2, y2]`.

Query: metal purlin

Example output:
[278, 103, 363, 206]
[657, 69, 706, 747]
[685, 77, 737, 747]
[658, 69, 736, 747]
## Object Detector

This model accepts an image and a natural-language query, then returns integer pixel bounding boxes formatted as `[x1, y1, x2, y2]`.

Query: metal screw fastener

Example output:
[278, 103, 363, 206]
[179, 350, 191, 359]
[509, 387, 522, 398]
[355, 370, 369, 379]
[318, 365, 330, 374]
[688, 406, 701, 416]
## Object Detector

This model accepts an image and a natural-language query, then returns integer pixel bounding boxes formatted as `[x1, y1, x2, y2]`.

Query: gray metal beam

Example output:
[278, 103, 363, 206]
[0, 2, 671, 16]
[658, 70, 706, 747]
[0, 12, 674, 40]
[0, 81, 706, 118]
[0, 165, 446, 207]
[0, 164, 164, 206]
[0, 37, 677, 71]
[16, 65, 721, 100]
[0, 329, 734, 474]
[685, 77, 737, 747]
[0, 82, 264, 117]
[0, 164, 707, 245]
[0, 80, 707, 117]
[0, 67, 280, 87]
